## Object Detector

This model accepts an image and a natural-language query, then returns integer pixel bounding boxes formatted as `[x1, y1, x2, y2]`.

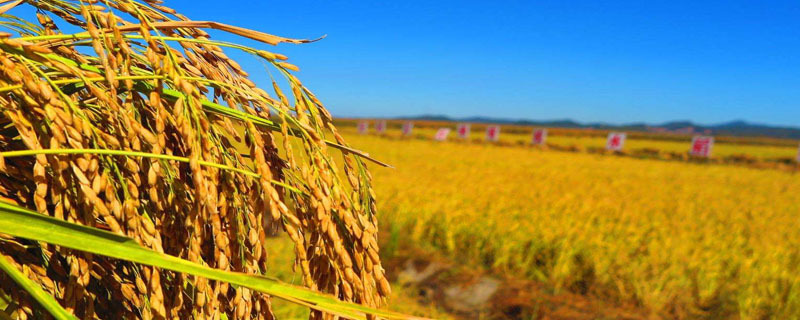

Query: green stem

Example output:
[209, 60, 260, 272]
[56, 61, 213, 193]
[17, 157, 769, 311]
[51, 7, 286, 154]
[0, 255, 76, 320]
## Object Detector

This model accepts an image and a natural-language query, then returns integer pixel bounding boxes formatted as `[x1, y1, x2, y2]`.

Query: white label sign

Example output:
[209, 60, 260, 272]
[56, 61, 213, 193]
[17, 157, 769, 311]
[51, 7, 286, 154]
[357, 121, 368, 134]
[402, 122, 414, 136]
[456, 123, 470, 139]
[531, 128, 547, 145]
[434, 128, 451, 141]
[690, 136, 714, 157]
[606, 132, 626, 151]
[486, 125, 500, 142]
[375, 120, 387, 134]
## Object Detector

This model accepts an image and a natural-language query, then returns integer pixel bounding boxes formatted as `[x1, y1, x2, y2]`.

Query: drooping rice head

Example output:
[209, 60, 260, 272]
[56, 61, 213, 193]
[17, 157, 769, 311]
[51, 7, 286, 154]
[0, 0, 389, 318]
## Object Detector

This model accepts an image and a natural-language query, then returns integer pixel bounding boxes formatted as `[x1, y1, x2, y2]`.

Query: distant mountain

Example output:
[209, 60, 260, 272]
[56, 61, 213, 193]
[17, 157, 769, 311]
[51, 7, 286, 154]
[707, 120, 800, 140]
[391, 115, 800, 140]
[397, 114, 453, 121]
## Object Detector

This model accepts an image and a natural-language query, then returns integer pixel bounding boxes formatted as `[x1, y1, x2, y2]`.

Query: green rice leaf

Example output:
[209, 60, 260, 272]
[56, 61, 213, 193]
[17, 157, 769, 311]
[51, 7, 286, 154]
[0, 201, 420, 320]
[0, 255, 76, 320]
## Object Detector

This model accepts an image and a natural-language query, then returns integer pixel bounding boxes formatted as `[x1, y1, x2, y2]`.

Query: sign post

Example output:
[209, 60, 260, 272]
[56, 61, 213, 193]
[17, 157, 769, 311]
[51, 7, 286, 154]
[486, 125, 500, 142]
[532, 128, 547, 145]
[434, 128, 451, 141]
[690, 136, 714, 158]
[357, 121, 368, 134]
[456, 123, 470, 139]
[375, 120, 387, 134]
[606, 132, 626, 151]
[401, 122, 414, 136]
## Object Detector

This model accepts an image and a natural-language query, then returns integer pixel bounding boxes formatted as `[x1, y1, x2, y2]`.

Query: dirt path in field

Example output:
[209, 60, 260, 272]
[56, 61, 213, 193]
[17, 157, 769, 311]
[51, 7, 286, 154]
[383, 249, 651, 320]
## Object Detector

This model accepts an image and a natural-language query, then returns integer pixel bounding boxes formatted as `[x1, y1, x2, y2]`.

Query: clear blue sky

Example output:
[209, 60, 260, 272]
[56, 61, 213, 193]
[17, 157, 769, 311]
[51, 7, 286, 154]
[61, 1, 800, 126]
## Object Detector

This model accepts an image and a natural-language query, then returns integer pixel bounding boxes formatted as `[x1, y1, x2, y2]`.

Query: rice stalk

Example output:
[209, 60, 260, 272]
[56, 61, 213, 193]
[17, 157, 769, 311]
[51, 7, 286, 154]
[0, 0, 390, 319]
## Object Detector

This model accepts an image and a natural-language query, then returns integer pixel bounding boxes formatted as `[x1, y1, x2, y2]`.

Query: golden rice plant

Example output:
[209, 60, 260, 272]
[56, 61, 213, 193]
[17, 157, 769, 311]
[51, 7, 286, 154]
[0, 0, 399, 319]
[346, 133, 800, 319]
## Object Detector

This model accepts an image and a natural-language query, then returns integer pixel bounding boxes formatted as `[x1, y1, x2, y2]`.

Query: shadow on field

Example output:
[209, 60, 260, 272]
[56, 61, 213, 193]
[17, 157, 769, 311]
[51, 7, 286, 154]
[383, 248, 650, 320]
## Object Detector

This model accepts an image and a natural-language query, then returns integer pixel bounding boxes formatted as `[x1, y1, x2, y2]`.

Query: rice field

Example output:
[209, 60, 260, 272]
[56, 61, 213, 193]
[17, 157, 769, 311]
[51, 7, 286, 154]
[353, 125, 800, 160]
[343, 132, 800, 319]
[547, 135, 799, 159]
[1, 0, 795, 319]
[0, 0, 795, 318]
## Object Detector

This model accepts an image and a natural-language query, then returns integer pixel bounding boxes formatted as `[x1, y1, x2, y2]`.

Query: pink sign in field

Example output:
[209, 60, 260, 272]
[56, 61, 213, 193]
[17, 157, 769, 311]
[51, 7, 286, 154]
[486, 125, 500, 142]
[357, 121, 368, 134]
[532, 128, 547, 145]
[434, 128, 451, 141]
[606, 132, 626, 151]
[402, 122, 414, 136]
[456, 123, 470, 139]
[690, 136, 714, 157]
[374, 120, 387, 134]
